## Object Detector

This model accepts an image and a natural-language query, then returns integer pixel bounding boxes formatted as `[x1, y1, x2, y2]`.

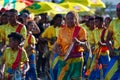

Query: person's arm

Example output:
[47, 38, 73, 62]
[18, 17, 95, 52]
[106, 31, 113, 57]
[22, 62, 29, 78]
[31, 21, 40, 34]
[0, 59, 5, 79]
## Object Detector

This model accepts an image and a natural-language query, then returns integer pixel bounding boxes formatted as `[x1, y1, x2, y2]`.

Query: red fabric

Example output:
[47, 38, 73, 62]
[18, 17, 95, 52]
[118, 47, 120, 50]
[19, 0, 33, 6]
[72, 26, 81, 38]
[16, 24, 23, 33]
[69, 26, 81, 55]
[28, 34, 32, 44]
[12, 48, 22, 70]
[100, 46, 108, 52]
[101, 29, 107, 43]
[8, 74, 10, 80]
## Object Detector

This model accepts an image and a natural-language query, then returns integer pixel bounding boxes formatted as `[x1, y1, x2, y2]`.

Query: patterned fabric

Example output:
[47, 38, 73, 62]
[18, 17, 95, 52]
[56, 26, 87, 55]
[105, 49, 120, 80]
[57, 57, 84, 80]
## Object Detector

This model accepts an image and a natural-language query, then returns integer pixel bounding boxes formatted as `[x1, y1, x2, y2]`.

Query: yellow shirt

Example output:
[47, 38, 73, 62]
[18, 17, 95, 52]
[2, 47, 29, 68]
[108, 18, 120, 49]
[81, 23, 94, 45]
[42, 26, 56, 38]
[24, 34, 36, 48]
[93, 28, 103, 49]
[56, 26, 87, 55]
[0, 25, 6, 42]
[0, 23, 27, 44]
[42, 26, 56, 51]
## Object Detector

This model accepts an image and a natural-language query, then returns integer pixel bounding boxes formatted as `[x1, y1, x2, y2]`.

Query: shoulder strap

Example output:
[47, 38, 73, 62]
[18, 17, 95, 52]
[28, 34, 32, 44]
[16, 24, 23, 33]
[72, 26, 81, 39]
[12, 48, 22, 70]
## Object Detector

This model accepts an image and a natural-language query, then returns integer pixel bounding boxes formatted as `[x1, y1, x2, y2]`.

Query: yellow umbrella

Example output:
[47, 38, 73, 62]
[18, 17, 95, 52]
[88, 0, 106, 8]
[24, 2, 68, 15]
[63, 0, 89, 6]
[59, 2, 90, 12]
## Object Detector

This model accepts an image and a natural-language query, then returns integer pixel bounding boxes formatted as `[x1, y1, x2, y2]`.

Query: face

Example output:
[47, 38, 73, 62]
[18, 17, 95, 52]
[94, 19, 103, 28]
[66, 13, 76, 27]
[1, 15, 8, 24]
[7, 12, 17, 24]
[27, 22, 35, 32]
[54, 18, 63, 27]
[89, 20, 94, 30]
[116, 8, 120, 19]
[9, 37, 18, 48]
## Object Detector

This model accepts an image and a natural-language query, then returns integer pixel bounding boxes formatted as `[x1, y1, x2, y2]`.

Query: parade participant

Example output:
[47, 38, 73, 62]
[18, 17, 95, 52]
[0, 9, 27, 45]
[81, 17, 95, 79]
[105, 2, 120, 80]
[24, 21, 37, 80]
[89, 16, 110, 80]
[56, 11, 87, 80]
[41, 14, 63, 73]
[0, 32, 29, 80]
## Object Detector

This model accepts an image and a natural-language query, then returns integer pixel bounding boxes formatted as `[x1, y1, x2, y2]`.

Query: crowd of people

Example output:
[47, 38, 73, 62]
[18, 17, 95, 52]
[0, 2, 119, 80]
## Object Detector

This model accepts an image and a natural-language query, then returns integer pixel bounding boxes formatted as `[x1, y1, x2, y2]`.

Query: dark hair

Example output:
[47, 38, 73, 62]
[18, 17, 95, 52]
[50, 14, 63, 25]
[95, 16, 103, 22]
[8, 32, 23, 44]
[8, 9, 18, 16]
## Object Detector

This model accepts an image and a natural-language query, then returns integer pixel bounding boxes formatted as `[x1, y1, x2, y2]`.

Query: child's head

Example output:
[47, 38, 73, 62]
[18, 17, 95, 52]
[8, 32, 23, 48]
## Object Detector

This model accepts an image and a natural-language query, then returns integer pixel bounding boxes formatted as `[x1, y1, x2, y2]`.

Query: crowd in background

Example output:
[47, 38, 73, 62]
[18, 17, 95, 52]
[0, 2, 119, 80]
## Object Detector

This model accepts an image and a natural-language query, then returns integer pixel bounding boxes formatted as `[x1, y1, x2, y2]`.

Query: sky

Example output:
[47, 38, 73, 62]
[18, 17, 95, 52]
[102, 0, 120, 5]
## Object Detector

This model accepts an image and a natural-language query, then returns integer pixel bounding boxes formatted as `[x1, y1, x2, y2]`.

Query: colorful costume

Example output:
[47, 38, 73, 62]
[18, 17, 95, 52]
[56, 26, 87, 80]
[24, 33, 37, 80]
[89, 28, 110, 80]
[2, 47, 29, 79]
[105, 18, 120, 80]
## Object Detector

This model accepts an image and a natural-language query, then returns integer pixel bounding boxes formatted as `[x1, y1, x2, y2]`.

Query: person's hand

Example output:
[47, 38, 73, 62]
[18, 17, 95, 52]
[22, 70, 26, 79]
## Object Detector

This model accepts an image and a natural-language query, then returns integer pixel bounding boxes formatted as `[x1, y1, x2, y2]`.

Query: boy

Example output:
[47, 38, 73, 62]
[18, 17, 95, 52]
[0, 32, 29, 80]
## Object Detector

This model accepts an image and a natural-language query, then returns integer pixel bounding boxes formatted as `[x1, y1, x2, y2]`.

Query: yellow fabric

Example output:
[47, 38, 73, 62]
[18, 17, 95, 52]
[55, 27, 60, 37]
[93, 28, 103, 49]
[56, 26, 87, 55]
[0, 25, 6, 42]
[81, 23, 94, 44]
[42, 26, 56, 51]
[2, 47, 29, 68]
[42, 26, 56, 38]
[108, 18, 120, 49]
[24, 34, 36, 48]
[0, 23, 27, 45]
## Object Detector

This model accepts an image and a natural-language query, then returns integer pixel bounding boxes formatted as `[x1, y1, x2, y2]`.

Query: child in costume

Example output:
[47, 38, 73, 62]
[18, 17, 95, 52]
[0, 32, 29, 80]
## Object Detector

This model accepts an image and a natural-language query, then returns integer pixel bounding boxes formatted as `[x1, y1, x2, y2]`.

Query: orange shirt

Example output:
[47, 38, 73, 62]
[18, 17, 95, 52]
[56, 26, 87, 55]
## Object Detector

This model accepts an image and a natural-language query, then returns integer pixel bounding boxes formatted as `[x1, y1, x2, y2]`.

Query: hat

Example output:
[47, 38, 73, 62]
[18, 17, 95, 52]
[8, 32, 23, 43]
[116, 3, 120, 9]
